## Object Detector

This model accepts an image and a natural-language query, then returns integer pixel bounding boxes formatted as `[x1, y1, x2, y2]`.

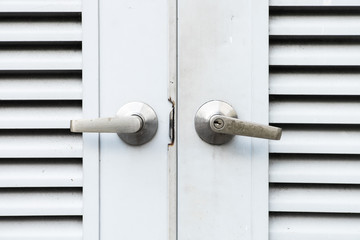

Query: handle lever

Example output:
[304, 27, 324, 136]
[70, 102, 157, 146]
[70, 115, 142, 133]
[210, 115, 281, 140]
[195, 100, 282, 145]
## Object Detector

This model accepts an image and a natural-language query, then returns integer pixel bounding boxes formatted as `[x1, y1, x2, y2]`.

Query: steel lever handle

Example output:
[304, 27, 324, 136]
[210, 115, 282, 140]
[71, 116, 142, 133]
[195, 100, 282, 145]
[70, 102, 158, 146]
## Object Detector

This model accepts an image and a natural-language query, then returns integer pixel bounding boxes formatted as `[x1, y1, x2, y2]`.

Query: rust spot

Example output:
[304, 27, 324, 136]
[168, 97, 175, 106]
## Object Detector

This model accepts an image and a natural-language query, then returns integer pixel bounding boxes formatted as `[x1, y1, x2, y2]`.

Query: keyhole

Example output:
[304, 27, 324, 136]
[213, 118, 224, 129]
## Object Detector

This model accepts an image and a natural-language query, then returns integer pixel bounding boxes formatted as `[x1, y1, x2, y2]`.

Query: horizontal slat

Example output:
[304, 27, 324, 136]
[0, 72, 82, 100]
[270, 43, 360, 66]
[0, 45, 81, 70]
[0, 189, 82, 216]
[0, 0, 82, 12]
[270, 15, 360, 36]
[0, 19, 81, 42]
[0, 131, 82, 158]
[270, 154, 360, 184]
[270, 213, 360, 240]
[270, 185, 360, 213]
[269, 71, 360, 95]
[270, 0, 360, 6]
[0, 159, 82, 187]
[270, 125, 360, 154]
[0, 101, 81, 129]
[0, 217, 82, 240]
[270, 99, 360, 124]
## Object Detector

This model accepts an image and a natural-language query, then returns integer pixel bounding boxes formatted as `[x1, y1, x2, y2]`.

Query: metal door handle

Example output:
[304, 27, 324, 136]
[195, 100, 282, 145]
[70, 102, 158, 146]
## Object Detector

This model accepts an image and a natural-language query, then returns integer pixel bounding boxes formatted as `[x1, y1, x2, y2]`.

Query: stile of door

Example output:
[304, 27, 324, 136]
[178, 0, 269, 239]
[99, 1, 170, 239]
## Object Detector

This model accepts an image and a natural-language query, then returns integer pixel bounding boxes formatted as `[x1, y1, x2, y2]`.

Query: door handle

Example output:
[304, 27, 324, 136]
[70, 102, 158, 146]
[195, 100, 282, 145]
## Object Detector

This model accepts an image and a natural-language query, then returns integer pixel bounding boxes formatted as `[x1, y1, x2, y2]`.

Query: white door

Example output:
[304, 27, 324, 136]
[81, 0, 171, 240]
[81, 1, 360, 240]
[81, 0, 271, 240]
[177, 0, 271, 240]
[1, 0, 359, 240]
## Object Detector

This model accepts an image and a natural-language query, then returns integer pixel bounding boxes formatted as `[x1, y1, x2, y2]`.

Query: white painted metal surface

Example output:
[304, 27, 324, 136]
[270, 99, 360, 124]
[0, 218, 82, 240]
[0, 132, 82, 157]
[0, 189, 82, 216]
[270, 44, 360, 66]
[0, 73, 82, 100]
[269, 3, 360, 240]
[270, 126, 360, 154]
[0, 0, 82, 12]
[0, 102, 81, 128]
[270, 0, 360, 6]
[270, 185, 360, 213]
[270, 214, 360, 240]
[0, 47, 82, 70]
[0, 0, 83, 237]
[270, 15, 360, 36]
[0, 159, 82, 187]
[270, 155, 360, 184]
[270, 72, 360, 95]
[0, 18, 81, 42]
[82, 0, 99, 239]
[99, 0, 169, 239]
[178, 0, 269, 239]
[167, 1, 177, 239]
[1, 0, 358, 239]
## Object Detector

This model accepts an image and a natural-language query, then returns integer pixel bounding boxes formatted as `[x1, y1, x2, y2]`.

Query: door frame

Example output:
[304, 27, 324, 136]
[82, 0, 100, 239]
[82, 0, 269, 239]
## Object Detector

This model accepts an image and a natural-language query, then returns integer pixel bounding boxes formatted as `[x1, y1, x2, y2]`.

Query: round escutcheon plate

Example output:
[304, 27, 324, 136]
[117, 102, 158, 146]
[194, 100, 238, 145]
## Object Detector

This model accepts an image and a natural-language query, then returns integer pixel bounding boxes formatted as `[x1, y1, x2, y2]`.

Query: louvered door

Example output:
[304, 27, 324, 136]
[269, 1, 360, 239]
[0, 0, 83, 239]
[3, 1, 360, 240]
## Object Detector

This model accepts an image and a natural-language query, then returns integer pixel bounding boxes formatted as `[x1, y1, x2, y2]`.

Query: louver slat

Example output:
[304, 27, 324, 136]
[0, 131, 82, 158]
[0, 159, 82, 187]
[269, 126, 360, 154]
[269, 72, 360, 95]
[0, 72, 82, 100]
[0, 101, 81, 129]
[270, 155, 360, 184]
[270, 99, 360, 124]
[0, 0, 82, 12]
[0, 189, 82, 216]
[0, 20, 81, 42]
[270, 214, 360, 240]
[270, 15, 360, 36]
[270, 43, 360, 66]
[0, 217, 82, 240]
[270, 185, 360, 213]
[270, 0, 360, 6]
[0, 46, 82, 70]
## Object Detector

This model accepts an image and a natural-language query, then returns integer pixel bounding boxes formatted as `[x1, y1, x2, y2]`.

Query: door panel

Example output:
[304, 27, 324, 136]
[99, 1, 169, 239]
[178, 0, 269, 239]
